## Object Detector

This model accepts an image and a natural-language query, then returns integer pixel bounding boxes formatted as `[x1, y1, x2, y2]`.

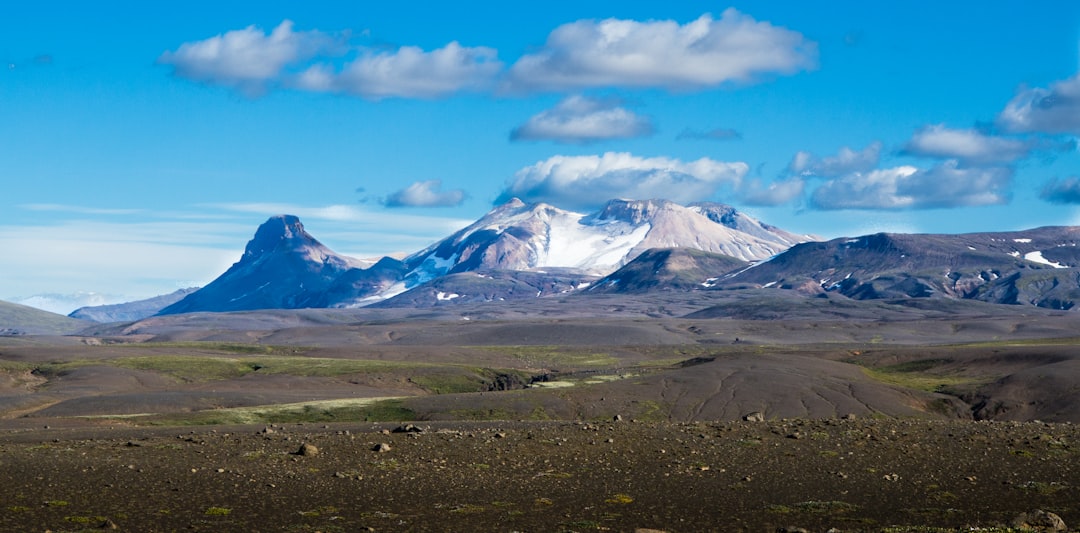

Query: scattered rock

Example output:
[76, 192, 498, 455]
[372, 443, 392, 453]
[744, 412, 765, 422]
[843, 413, 857, 420]
[613, 414, 623, 422]
[777, 527, 810, 533]
[1012, 509, 1067, 531]
[296, 443, 318, 456]
[393, 424, 424, 434]
[883, 473, 900, 482]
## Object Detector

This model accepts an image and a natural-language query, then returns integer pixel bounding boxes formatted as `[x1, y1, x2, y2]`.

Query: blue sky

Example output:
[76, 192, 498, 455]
[4, 1, 1080, 313]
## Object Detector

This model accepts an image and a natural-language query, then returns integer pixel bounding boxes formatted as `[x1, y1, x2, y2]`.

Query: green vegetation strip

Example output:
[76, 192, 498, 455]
[853, 358, 982, 392]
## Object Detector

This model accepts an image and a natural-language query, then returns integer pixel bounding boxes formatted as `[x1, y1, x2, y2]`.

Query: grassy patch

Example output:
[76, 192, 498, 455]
[447, 408, 518, 421]
[769, 500, 859, 515]
[857, 365, 979, 393]
[604, 493, 634, 504]
[138, 397, 415, 426]
[205, 507, 231, 516]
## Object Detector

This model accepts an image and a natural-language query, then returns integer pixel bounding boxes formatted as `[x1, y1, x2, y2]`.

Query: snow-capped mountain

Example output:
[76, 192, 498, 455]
[402, 198, 813, 286]
[158, 215, 365, 315]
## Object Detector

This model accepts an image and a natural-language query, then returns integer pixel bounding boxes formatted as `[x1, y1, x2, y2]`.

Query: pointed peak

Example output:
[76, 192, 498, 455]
[244, 214, 316, 259]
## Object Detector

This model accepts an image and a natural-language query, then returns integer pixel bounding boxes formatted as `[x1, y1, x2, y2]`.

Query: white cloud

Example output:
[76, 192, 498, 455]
[1040, 176, 1080, 204]
[787, 142, 881, 177]
[737, 177, 805, 206]
[497, 152, 748, 211]
[384, 180, 467, 207]
[295, 41, 502, 99]
[810, 161, 1012, 210]
[0, 220, 244, 303]
[158, 20, 338, 96]
[21, 204, 147, 215]
[509, 95, 653, 144]
[505, 8, 816, 92]
[903, 124, 1031, 164]
[998, 74, 1080, 134]
[210, 202, 472, 233]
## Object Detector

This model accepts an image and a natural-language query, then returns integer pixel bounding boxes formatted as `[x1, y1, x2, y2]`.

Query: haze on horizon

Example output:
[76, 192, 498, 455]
[4, 1, 1080, 313]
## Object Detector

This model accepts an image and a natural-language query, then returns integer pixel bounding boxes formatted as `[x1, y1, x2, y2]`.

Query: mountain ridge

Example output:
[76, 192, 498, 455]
[157, 199, 809, 314]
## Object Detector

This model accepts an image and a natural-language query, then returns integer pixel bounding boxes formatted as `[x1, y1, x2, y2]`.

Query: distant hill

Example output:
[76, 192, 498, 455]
[0, 299, 90, 335]
[588, 248, 748, 293]
[721, 227, 1080, 309]
[70, 288, 199, 322]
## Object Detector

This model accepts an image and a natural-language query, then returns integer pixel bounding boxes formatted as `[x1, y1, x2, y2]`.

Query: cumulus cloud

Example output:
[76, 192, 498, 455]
[787, 142, 881, 177]
[384, 180, 467, 208]
[810, 161, 1012, 210]
[505, 8, 816, 92]
[509, 95, 653, 144]
[496, 152, 748, 211]
[998, 74, 1080, 134]
[1040, 176, 1080, 204]
[161, 21, 498, 99]
[736, 177, 805, 206]
[158, 20, 338, 96]
[295, 42, 502, 99]
[902, 124, 1031, 164]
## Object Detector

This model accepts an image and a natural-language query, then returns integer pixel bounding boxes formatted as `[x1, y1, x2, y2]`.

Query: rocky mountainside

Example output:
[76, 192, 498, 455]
[70, 288, 199, 322]
[588, 248, 749, 293]
[721, 227, 1080, 309]
[158, 216, 367, 315]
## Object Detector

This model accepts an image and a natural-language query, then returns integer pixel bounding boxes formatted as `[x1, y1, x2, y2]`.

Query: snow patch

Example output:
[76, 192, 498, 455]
[436, 291, 460, 301]
[1013, 238, 1032, 243]
[1024, 251, 1068, 269]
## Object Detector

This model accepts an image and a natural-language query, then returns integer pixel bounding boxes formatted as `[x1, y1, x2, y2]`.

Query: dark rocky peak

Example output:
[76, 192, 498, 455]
[591, 198, 674, 224]
[687, 202, 739, 227]
[243, 215, 321, 260]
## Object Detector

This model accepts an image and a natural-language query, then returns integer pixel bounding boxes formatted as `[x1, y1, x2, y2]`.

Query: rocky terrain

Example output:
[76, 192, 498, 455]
[0, 418, 1075, 532]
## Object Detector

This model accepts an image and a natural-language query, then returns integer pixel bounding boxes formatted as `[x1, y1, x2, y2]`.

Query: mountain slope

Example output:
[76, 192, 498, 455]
[588, 248, 749, 293]
[373, 269, 597, 308]
[0, 300, 90, 335]
[722, 226, 1080, 308]
[70, 288, 199, 322]
[403, 198, 812, 285]
[158, 216, 364, 315]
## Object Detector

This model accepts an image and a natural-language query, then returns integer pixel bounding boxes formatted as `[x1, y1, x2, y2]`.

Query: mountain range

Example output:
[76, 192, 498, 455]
[56, 197, 1080, 322]
[145, 198, 811, 316]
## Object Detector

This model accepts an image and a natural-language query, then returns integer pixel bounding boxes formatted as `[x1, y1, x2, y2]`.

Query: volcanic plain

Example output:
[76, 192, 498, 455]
[2, 292, 1080, 531]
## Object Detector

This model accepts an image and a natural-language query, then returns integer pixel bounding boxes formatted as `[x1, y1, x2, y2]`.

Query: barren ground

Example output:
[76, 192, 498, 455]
[3, 297, 1080, 531]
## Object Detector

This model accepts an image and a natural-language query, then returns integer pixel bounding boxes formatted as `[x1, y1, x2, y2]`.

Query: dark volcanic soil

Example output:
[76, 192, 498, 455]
[1, 419, 1076, 532]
